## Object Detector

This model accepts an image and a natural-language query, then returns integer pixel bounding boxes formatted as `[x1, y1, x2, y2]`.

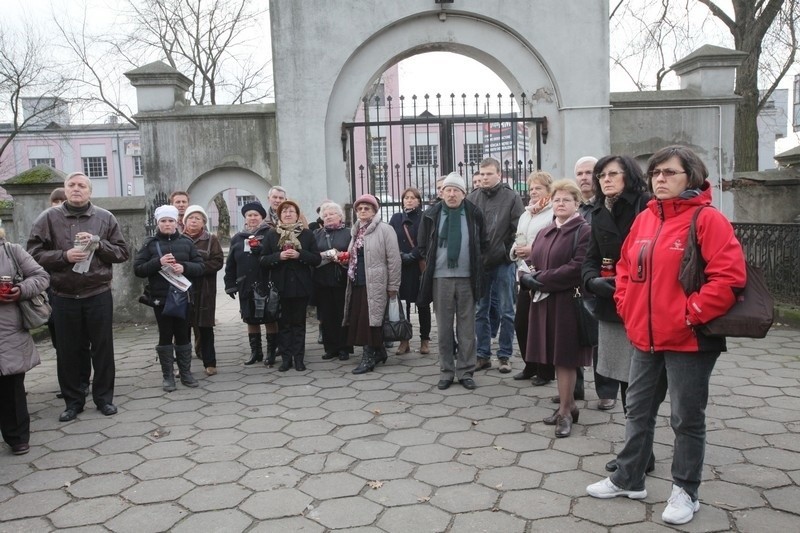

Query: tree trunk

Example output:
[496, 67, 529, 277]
[733, 48, 761, 172]
[213, 193, 231, 246]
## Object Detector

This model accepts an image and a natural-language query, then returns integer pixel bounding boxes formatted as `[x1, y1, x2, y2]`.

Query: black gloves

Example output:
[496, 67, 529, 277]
[401, 253, 415, 264]
[587, 277, 616, 298]
[519, 273, 544, 291]
[228, 292, 237, 299]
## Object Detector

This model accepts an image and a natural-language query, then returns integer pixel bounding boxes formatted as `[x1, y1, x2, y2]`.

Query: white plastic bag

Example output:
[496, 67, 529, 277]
[387, 296, 400, 322]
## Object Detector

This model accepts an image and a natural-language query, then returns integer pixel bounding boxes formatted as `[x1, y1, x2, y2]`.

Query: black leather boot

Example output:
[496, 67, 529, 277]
[352, 347, 376, 375]
[245, 333, 263, 365]
[278, 352, 293, 372]
[374, 346, 388, 365]
[175, 343, 199, 387]
[265, 333, 277, 367]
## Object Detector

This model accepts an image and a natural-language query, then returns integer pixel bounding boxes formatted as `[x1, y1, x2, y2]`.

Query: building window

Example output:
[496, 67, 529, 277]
[463, 143, 483, 165]
[133, 155, 143, 176]
[82, 157, 108, 178]
[370, 137, 388, 193]
[29, 158, 56, 168]
[237, 195, 257, 207]
[410, 144, 438, 167]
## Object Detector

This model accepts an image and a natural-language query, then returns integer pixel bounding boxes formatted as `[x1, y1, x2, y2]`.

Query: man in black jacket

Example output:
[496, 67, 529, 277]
[418, 173, 487, 390]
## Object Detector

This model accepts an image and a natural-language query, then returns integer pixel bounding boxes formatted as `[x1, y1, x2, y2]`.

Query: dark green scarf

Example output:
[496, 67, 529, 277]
[438, 203, 464, 268]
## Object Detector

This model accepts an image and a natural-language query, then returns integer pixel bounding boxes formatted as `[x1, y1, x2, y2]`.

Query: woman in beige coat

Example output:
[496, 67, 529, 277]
[0, 230, 50, 455]
[343, 194, 402, 374]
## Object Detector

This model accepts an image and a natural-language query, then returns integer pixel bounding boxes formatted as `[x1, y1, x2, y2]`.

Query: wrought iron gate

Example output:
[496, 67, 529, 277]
[342, 92, 547, 220]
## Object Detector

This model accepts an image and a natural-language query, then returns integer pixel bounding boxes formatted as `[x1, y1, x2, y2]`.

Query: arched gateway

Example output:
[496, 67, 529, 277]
[270, 0, 610, 213]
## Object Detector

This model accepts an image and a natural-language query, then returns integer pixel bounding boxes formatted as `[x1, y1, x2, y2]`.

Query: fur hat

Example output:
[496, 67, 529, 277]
[183, 204, 208, 222]
[240, 201, 267, 218]
[277, 200, 301, 219]
[441, 172, 467, 194]
[154, 205, 179, 223]
[353, 194, 379, 212]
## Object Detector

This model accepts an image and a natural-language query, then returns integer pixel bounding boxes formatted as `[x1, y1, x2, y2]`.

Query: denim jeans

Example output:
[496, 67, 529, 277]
[475, 262, 516, 359]
[611, 348, 718, 500]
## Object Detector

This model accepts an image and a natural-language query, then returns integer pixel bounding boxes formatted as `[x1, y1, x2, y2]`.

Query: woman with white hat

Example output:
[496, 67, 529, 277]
[182, 205, 224, 376]
[134, 205, 205, 391]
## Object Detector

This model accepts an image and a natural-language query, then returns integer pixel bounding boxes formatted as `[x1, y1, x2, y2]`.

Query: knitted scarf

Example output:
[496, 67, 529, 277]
[347, 220, 370, 281]
[438, 203, 464, 268]
[276, 222, 303, 250]
[527, 195, 551, 215]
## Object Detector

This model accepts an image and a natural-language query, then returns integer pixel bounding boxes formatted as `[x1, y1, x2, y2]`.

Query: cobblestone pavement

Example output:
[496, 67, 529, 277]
[1, 284, 799, 532]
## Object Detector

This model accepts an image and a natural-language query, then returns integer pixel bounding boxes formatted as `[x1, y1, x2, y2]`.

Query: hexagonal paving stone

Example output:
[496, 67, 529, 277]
[187, 444, 247, 463]
[239, 488, 313, 520]
[450, 510, 526, 533]
[341, 438, 400, 460]
[184, 461, 248, 485]
[239, 448, 298, 469]
[499, 489, 572, 520]
[239, 466, 305, 491]
[67, 473, 137, 498]
[421, 416, 475, 433]
[743, 447, 800, 470]
[573, 495, 648, 526]
[307, 495, 382, 529]
[299, 472, 365, 499]
[493, 432, 551, 452]
[351, 458, 415, 481]
[763, 485, 800, 514]
[377, 504, 451, 533]
[171, 509, 253, 533]
[46, 432, 107, 452]
[189, 428, 246, 446]
[706, 429, 768, 450]
[429, 483, 498, 513]
[178, 483, 251, 512]
[414, 462, 478, 487]
[14, 467, 82, 493]
[79, 453, 144, 475]
[288, 435, 344, 454]
[383, 428, 437, 446]
[122, 478, 195, 504]
[238, 432, 293, 450]
[477, 465, 542, 491]
[105, 502, 187, 533]
[49, 496, 130, 529]
[248, 516, 324, 533]
[399, 443, 458, 465]
[292, 452, 356, 474]
[439, 430, 495, 449]
[0, 490, 71, 521]
[283, 419, 336, 437]
[457, 447, 517, 468]
[130, 457, 195, 480]
[716, 463, 791, 489]
[528, 517, 606, 533]
[138, 440, 198, 460]
[363, 478, 433, 507]
[377, 413, 425, 429]
[733, 508, 800, 533]
[543, 470, 606, 498]
[700, 480, 766, 510]
[519, 449, 579, 473]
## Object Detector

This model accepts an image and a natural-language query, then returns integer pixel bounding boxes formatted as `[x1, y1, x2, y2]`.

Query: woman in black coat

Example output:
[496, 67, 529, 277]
[314, 201, 352, 361]
[224, 202, 274, 366]
[388, 187, 431, 355]
[134, 205, 204, 392]
[260, 200, 321, 371]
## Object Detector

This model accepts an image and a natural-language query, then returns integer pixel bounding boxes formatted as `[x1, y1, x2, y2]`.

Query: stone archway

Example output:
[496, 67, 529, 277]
[187, 166, 270, 213]
[271, 1, 610, 211]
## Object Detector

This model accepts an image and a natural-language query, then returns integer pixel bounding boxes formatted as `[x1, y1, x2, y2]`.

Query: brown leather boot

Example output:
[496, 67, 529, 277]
[420, 339, 430, 354]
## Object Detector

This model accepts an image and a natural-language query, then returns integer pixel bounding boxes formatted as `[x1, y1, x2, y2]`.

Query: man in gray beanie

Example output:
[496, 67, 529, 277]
[417, 172, 487, 390]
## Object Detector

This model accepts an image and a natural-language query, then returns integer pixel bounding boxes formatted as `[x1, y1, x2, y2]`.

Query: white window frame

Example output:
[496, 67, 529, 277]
[82, 156, 108, 178]
[29, 158, 56, 168]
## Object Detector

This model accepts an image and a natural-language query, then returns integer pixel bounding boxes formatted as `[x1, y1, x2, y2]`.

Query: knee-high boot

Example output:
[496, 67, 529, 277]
[245, 333, 263, 365]
[156, 344, 176, 392]
[265, 333, 278, 367]
[175, 343, 199, 387]
[293, 325, 306, 371]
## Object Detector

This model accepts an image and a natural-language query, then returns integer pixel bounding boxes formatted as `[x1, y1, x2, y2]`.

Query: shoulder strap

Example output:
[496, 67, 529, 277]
[155, 240, 163, 257]
[4, 242, 23, 282]
[689, 206, 708, 249]
[402, 224, 416, 248]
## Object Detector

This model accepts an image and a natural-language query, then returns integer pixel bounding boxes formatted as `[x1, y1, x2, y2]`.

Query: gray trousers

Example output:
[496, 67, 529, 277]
[433, 277, 476, 380]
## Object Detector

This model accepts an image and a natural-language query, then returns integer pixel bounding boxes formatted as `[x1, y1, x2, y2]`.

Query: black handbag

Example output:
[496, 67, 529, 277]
[162, 286, 190, 319]
[4, 243, 52, 329]
[383, 297, 413, 342]
[573, 286, 598, 347]
[679, 207, 774, 339]
[252, 280, 281, 323]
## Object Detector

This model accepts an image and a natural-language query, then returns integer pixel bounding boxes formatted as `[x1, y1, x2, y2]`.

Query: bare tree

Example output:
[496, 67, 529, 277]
[122, 0, 272, 105]
[0, 25, 74, 167]
[611, 0, 798, 171]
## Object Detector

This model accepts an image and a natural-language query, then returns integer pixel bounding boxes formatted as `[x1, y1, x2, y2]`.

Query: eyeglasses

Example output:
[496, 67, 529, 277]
[648, 168, 686, 178]
[596, 171, 624, 180]
[355, 206, 374, 211]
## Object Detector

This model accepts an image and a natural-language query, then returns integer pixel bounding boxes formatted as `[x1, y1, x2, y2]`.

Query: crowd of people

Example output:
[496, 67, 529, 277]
[0, 146, 748, 526]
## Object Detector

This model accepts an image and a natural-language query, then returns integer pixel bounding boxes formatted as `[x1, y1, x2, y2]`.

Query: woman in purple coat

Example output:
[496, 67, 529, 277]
[520, 180, 592, 438]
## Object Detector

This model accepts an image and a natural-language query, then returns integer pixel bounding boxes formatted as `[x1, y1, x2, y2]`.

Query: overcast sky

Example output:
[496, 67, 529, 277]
[6, 0, 798, 150]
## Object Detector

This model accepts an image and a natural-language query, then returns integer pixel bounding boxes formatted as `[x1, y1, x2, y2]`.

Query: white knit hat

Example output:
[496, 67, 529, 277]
[183, 204, 208, 222]
[441, 172, 467, 194]
[154, 205, 179, 223]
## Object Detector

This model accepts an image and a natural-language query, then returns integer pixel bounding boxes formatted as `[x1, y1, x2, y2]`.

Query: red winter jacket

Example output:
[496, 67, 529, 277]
[614, 182, 746, 353]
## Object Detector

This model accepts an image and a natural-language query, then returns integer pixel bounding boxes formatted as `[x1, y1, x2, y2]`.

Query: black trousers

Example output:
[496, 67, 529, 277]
[190, 326, 216, 367]
[153, 307, 191, 346]
[48, 288, 91, 387]
[52, 291, 116, 410]
[316, 286, 349, 354]
[403, 300, 432, 341]
[278, 296, 308, 358]
[0, 373, 29, 447]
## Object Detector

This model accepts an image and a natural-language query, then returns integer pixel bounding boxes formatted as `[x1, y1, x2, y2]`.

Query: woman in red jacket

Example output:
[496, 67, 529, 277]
[586, 146, 746, 526]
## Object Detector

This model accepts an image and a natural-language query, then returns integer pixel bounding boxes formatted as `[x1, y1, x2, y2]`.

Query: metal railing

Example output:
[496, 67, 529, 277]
[733, 223, 800, 306]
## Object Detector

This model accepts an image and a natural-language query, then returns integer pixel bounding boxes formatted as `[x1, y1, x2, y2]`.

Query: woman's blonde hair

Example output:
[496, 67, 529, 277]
[550, 179, 582, 203]
[527, 171, 554, 192]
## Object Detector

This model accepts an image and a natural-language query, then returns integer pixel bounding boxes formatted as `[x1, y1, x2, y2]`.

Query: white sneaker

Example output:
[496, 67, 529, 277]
[662, 484, 700, 525]
[586, 477, 647, 499]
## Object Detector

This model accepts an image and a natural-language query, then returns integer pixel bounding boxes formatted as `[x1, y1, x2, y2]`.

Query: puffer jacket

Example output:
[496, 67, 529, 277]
[466, 181, 524, 268]
[0, 242, 50, 376]
[133, 231, 205, 300]
[615, 182, 746, 353]
[417, 200, 488, 307]
[27, 203, 129, 298]
[343, 215, 402, 327]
